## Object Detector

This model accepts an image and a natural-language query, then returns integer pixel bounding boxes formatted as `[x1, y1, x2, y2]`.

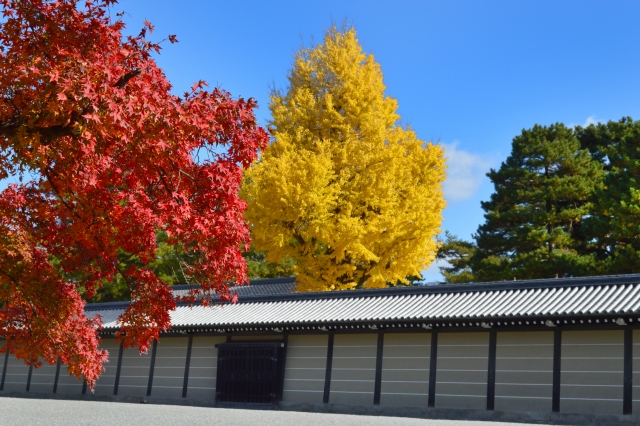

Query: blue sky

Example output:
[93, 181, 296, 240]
[116, 0, 640, 281]
[7, 1, 640, 281]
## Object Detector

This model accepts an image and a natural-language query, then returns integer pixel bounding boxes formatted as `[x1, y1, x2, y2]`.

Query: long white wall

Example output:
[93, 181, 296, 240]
[0, 328, 636, 417]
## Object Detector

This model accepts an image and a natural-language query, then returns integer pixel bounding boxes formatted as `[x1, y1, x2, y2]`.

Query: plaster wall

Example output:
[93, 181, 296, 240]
[282, 334, 327, 404]
[494, 331, 553, 412]
[435, 332, 489, 410]
[329, 334, 377, 406]
[379, 332, 431, 407]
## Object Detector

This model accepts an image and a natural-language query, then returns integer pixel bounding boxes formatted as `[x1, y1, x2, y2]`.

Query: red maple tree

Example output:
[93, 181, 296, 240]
[0, 0, 268, 388]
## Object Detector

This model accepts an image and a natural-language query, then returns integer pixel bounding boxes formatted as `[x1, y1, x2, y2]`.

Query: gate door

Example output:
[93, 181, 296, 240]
[215, 342, 283, 406]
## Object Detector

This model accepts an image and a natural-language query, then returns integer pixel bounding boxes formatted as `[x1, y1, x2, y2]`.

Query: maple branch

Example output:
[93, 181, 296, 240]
[111, 260, 137, 292]
[112, 68, 142, 89]
[177, 168, 197, 182]
[0, 117, 22, 136]
[0, 119, 78, 142]
[0, 99, 94, 144]
[43, 166, 83, 222]
[0, 268, 20, 287]
[156, 167, 174, 197]
[168, 160, 209, 202]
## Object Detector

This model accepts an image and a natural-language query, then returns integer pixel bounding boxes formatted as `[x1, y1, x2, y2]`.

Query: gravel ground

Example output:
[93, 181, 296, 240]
[0, 398, 545, 426]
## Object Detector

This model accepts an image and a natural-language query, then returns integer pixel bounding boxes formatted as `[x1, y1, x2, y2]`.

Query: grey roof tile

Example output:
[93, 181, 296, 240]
[86, 274, 640, 330]
[170, 277, 297, 300]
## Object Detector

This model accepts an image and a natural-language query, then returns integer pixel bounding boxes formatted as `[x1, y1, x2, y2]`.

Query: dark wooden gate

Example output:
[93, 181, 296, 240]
[214, 342, 284, 406]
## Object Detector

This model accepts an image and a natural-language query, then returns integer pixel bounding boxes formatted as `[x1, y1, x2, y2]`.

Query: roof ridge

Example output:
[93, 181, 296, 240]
[170, 276, 297, 291]
[227, 273, 640, 304]
[84, 273, 640, 311]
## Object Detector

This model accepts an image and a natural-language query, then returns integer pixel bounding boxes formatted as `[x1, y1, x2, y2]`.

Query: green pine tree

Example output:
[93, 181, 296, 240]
[86, 230, 197, 302]
[578, 117, 640, 274]
[436, 231, 477, 283]
[471, 123, 604, 281]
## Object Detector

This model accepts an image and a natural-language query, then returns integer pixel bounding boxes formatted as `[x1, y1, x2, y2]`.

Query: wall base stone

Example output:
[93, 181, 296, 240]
[278, 402, 640, 426]
[1, 392, 639, 425]
[0, 390, 216, 408]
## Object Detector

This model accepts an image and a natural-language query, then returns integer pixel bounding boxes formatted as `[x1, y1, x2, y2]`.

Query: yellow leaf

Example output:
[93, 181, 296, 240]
[242, 26, 446, 291]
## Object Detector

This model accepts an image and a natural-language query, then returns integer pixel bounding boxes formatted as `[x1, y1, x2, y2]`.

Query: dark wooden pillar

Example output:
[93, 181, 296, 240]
[323, 333, 334, 404]
[552, 330, 562, 413]
[487, 330, 497, 410]
[146, 338, 158, 397]
[373, 332, 384, 405]
[624, 329, 633, 415]
[428, 332, 438, 408]
[113, 342, 124, 395]
[182, 334, 193, 398]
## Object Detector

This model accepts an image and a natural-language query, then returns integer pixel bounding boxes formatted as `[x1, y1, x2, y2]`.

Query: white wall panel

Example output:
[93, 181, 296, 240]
[435, 332, 489, 410]
[282, 335, 327, 404]
[494, 331, 553, 412]
[329, 334, 377, 405]
[379, 333, 430, 407]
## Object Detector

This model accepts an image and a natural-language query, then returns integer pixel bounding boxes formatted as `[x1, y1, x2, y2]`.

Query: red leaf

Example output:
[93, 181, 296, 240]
[143, 19, 154, 34]
[0, 0, 268, 389]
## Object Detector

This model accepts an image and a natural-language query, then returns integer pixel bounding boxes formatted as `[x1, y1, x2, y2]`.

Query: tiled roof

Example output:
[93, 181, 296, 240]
[85, 274, 640, 330]
[170, 277, 297, 299]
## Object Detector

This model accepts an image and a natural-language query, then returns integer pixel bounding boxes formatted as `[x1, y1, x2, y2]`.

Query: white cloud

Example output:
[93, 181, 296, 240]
[568, 115, 602, 128]
[584, 116, 599, 126]
[441, 141, 493, 202]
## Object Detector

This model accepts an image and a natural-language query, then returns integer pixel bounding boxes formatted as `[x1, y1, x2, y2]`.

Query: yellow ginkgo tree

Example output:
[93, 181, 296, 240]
[242, 26, 446, 291]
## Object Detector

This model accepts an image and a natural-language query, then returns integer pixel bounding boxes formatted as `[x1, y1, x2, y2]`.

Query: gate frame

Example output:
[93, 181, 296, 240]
[214, 341, 285, 408]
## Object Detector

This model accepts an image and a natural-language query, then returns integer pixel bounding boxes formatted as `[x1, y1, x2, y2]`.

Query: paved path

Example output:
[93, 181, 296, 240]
[0, 397, 544, 426]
